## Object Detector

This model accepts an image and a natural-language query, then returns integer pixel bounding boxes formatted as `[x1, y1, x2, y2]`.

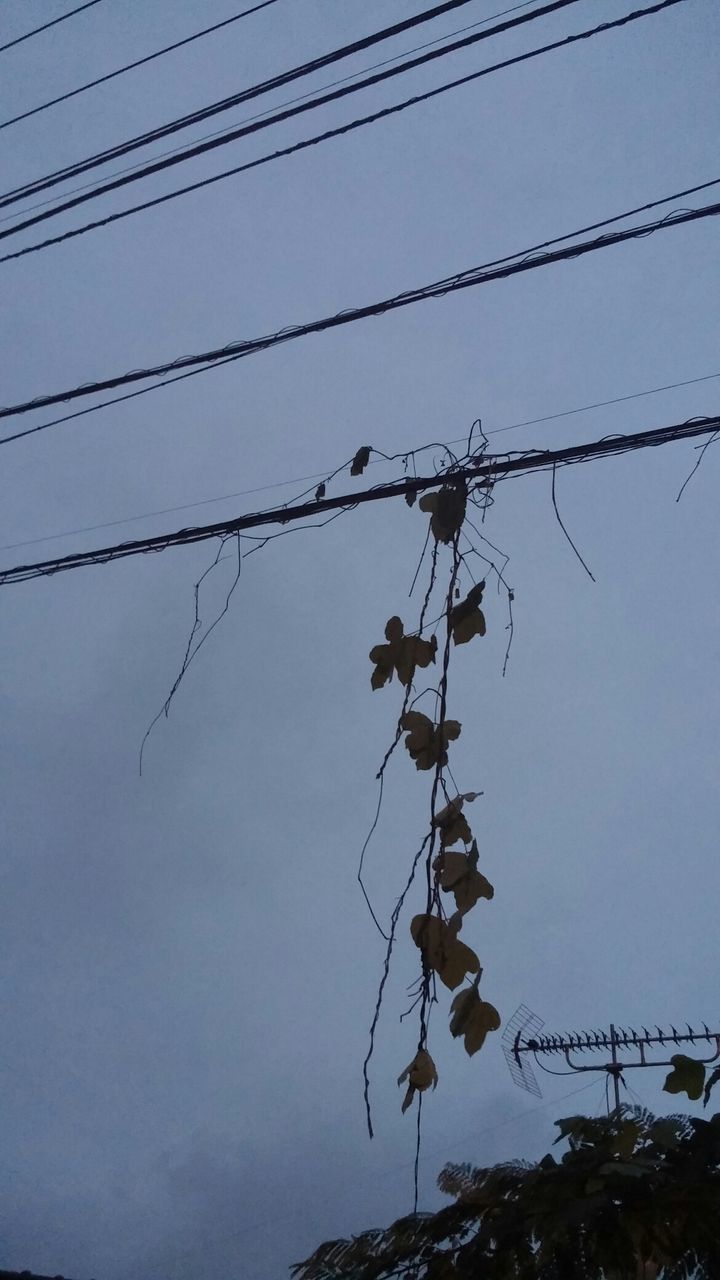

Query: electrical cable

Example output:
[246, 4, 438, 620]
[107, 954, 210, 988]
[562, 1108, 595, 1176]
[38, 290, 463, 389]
[2, 368, 717, 556]
[0, 0, 592, 224]
[1, 188, 718, 431]
[0, 1, 540, 222]
[1, 416, 716, 585]
[0, 1, 691, 265]
[0, 0, 504, 208]
[0, 1, 281, 132]
[0, 1, 104, 55]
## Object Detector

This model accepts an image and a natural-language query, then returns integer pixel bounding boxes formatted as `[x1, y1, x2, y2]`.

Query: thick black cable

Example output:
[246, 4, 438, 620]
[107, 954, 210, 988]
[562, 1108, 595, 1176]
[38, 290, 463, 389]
[0, 1, 281, 132]
[1, 1, 697, 268]
[0, 193, 718, 430]
[0, 1, 539, 221]
[0, 1, 103, 55]
[3, 369, 717, 556]
[0, 0, 487, 207]
[0, 0, 586, 214]
[1, 416, 717, 585]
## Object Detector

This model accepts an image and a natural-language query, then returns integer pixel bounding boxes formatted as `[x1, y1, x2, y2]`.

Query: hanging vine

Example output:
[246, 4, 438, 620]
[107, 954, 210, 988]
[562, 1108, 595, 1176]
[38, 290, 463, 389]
[357, 430, 514, 1143]
[134, 423, 514, 1148]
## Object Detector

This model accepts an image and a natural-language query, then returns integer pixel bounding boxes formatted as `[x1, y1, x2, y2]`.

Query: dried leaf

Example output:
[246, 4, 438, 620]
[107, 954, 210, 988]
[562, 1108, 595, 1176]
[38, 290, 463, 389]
[450, 582, 486, 646]
[449, 986, 500, 1055]
[400, 711, 461, 771]
[398, 1048, 438, 1113]
[314, 482, 326, 501]
[435, 846, 494, 915]
[418, 485, 467, 542]
[663, 1054, 706, 1102]
[351, 445, 372, 476]
[441, 812, 472, 847]
[369, 617, 437, 690]
[432, 793, 479, 848]
[410, 914, 480, 990]
[405, 489, 417, 508]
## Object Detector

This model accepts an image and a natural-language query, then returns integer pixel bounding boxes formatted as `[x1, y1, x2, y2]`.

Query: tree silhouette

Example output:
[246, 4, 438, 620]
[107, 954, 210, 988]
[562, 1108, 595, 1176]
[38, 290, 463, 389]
[293, 1107, 720, 1279]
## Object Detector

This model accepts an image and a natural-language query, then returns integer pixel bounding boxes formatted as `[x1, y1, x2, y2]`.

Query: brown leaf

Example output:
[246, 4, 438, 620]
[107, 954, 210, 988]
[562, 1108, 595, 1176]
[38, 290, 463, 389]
[369, 618, 437, 690]
[432, 793, 479, 848]
[350, 445, 372, 476]
[398, 1048, 438, 1113]
[449, 987, 500, 1055]
[442, 812, 472, 847]
[450, 582, 486, 646]
[400, 712, 461, 771]
[455, 868, 494, 915]
[418, 485, 467, 542]
[410, 914, 480, 990]
[435, 847, 494, 916]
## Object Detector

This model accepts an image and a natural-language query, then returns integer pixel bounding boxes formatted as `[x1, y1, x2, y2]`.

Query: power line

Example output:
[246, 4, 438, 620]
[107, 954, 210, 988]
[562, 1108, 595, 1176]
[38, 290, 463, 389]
[3, 368, 718, 556]
[0, 0, 502, 209]
[0, 2, 540, 222]
[2, 0, 686, 242]
[0, 0, 104, 55]
[1, 415, 716, 585]
[1, 191, 718, 430]
[0, 1, 693, 267]
[0, 1, 281, 132]
[0, 0, 594, 229]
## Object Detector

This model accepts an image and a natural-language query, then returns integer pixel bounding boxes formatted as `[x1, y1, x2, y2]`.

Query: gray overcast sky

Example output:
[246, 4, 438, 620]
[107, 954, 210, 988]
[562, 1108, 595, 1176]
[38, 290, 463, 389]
[1, 0, 718, 1277]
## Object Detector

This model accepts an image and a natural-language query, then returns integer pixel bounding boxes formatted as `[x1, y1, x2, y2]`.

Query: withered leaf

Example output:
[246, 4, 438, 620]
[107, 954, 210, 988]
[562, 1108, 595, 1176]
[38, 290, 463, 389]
[440, 812, 472, 847]
[398, 1048, 438, 1114]
[450, 582, 486, 646]
[405, 489, 417, 508]
[410, 914, 480, 990]
[432, 793, 479, 848]
[369, 617, 437, 690]
[400, 711, 461, 771]
[663, 1054, 706, 1102]
[350, 445, 372, 476]
[449, 986, 500, 1056]
[435, 844, 494, 915]
[418, 485, 467, 543]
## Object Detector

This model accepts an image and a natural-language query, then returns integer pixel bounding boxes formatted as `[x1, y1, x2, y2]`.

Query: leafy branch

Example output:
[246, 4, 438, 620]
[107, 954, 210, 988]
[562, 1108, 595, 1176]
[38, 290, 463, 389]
[360, 453, 511, 1142]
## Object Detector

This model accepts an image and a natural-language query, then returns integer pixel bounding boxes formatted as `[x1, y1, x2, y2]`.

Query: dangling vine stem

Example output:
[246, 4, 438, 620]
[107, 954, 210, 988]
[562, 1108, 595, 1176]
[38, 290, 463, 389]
[362, 468, 503, 1150]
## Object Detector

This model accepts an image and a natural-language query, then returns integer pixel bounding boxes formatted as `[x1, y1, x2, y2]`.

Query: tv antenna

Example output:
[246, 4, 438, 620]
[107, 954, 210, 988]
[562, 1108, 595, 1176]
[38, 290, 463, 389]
[502, 1005, 720, 1112]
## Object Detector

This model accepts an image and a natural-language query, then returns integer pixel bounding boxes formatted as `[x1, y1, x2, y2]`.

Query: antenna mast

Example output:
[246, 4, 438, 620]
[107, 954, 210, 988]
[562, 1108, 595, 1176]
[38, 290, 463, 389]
[502, 1007, 720, 1113]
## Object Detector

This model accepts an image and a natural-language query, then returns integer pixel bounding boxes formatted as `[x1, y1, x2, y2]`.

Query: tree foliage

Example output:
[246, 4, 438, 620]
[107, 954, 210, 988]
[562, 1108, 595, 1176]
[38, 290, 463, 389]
[293, 1107, 720, 1279]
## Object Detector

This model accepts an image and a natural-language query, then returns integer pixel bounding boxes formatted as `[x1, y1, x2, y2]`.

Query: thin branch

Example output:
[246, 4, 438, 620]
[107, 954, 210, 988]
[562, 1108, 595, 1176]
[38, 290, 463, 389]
[466, 417, 489, 456]
[139, 536, 242, 773]
[363, 832, 432, 1139]
[408, 525, 431, 598]
[357, 774, 390, 941]
[676, 429, 719, 502]
[414, 1091, 423, 1215]
[461, 521, 515, 675]
[502, 587, 515, 678]
[551, 462, 596, 581]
